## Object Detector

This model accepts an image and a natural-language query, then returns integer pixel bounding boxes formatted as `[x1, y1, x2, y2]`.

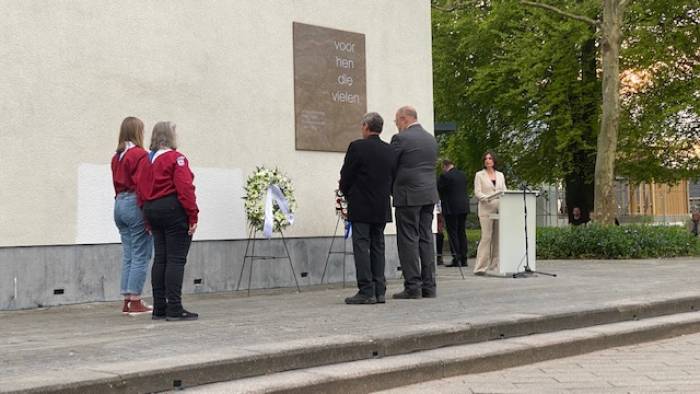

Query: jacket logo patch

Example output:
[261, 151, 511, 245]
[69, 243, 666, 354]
[176, 156, 186, 166]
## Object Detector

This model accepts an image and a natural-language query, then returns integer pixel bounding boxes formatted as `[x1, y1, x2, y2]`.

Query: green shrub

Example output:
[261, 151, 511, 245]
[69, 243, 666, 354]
[467, 229, 480, 257]
[466, 213, 480, 229]
[536, 224, 700, 259]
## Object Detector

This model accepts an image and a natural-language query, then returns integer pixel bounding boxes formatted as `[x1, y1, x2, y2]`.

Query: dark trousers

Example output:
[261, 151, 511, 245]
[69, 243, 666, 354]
[395, 204, 436, 295]
[444, 213, 468, 265]
[435, 232, 444, 263]
[435, 231, 455, 264]
[143, 194, 192, 315]
[351, 222, 387, 298]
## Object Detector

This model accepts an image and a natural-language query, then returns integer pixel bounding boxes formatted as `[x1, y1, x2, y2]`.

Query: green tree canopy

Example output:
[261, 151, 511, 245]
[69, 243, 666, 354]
[433, 0, 699, 195]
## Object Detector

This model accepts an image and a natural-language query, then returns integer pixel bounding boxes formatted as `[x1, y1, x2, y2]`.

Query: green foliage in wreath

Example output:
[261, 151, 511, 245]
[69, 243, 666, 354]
[244, 167, 297, 232]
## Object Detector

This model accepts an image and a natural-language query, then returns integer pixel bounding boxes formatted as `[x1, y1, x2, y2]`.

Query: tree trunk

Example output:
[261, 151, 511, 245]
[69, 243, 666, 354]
[593, 0, 624, 224]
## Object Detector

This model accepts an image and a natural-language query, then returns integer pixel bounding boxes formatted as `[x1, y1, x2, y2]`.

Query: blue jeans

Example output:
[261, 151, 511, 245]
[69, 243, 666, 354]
[114, 192, 153, 295]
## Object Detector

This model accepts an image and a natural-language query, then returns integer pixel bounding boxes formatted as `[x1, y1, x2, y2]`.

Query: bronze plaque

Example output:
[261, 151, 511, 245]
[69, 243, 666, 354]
[293, 22, 367, 152]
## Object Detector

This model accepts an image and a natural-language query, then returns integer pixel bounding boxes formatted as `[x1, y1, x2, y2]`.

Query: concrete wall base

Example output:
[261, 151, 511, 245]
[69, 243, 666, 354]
[0, 235, 400, 310]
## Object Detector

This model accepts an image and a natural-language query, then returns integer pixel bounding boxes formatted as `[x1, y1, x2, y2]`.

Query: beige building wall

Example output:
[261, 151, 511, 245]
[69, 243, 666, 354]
[0, 0, 434, 247]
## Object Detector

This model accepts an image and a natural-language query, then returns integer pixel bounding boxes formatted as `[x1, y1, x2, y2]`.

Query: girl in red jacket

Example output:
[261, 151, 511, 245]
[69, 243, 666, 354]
[140, 121, 199, 321]
[111, 117, 153, 315]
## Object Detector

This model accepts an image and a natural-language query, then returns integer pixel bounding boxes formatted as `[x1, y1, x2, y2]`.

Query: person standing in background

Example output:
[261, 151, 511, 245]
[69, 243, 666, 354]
[570, 207, 590, 226]
[391, 106, 439, 299]
[690, 211, 700, 237]
[140, 121, 199, 321]
[111, 117, 153, 315]
[438, 159, 469, 268]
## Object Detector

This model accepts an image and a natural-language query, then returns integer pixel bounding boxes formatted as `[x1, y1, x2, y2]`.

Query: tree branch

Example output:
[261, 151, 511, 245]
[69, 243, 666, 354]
[520, 0, 598, 26]
[431, 0, 479, 12]
[431, 4, 459, 12]
[619, 0, 633, 10]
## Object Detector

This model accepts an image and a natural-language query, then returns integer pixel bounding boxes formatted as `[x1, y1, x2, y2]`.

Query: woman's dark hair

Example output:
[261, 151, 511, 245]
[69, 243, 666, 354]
[482, 151, 498, 169]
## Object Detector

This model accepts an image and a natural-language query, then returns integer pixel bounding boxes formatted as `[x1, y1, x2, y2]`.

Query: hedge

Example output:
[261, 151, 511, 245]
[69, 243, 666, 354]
[454, 225, 700, 260]
[536, 224, 700, 259]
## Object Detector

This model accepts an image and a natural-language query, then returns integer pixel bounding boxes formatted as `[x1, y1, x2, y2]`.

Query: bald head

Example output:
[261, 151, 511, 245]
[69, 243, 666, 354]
[395, 105, 418, 131]
[398, 106, 418, 119]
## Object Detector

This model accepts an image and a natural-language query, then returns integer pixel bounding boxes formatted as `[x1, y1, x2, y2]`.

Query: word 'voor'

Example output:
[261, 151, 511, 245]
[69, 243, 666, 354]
[334, 41, 355, 53]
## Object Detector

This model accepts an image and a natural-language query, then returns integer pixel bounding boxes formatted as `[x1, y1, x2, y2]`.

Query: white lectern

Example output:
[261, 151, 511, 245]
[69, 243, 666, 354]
[489, 190, 537, 275]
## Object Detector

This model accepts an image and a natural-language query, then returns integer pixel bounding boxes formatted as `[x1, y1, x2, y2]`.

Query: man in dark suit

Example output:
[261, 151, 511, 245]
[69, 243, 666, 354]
[339, 112, 396, 305]
[391, 106, 439, 299]
[438, 159, 469, 267]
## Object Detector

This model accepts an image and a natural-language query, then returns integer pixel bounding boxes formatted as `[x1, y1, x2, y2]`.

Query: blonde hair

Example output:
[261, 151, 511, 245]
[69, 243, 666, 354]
[149, 121, 177, 151]
[117, 117, 144, 152]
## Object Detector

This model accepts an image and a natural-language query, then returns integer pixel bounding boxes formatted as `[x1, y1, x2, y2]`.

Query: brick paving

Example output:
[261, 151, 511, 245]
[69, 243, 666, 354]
[377, 332, 700, 393]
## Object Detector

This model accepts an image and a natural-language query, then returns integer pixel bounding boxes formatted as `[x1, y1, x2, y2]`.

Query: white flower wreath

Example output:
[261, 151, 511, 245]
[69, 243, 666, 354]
[244, 167, 297, 232]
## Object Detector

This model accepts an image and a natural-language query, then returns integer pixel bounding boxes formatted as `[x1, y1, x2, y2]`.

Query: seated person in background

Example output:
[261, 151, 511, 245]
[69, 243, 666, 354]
[689, 211, 700, 237]
[570, 206, 589, 226]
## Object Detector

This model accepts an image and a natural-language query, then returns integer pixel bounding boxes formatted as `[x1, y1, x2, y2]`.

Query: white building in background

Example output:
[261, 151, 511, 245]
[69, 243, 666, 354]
[0, 0, 434, 309]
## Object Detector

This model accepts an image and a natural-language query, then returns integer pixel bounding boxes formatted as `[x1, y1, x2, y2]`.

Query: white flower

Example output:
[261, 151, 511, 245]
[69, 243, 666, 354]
[244, 167, 296, 232]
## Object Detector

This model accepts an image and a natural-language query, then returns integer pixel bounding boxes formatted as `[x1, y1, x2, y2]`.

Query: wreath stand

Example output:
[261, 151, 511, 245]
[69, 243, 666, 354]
[236, 225, 301, 296]
[320, 215, 353, 287]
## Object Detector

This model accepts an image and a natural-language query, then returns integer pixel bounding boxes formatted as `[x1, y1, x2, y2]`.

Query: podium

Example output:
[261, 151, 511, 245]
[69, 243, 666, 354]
[488, 189, 537, 275]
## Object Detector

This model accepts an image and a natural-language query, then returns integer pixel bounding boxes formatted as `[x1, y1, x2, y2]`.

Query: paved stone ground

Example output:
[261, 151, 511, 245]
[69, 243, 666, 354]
[377, 331, 700, 393]
[2, 258, 700, 389]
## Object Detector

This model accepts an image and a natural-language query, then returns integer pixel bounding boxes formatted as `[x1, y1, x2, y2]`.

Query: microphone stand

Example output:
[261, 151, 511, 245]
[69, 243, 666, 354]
[512, 182, 556, 278]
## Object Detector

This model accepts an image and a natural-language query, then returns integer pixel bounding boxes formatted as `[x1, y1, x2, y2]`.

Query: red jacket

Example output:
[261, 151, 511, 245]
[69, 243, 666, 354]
[111, 145, 148, 196]
[139, 150, 199, 225]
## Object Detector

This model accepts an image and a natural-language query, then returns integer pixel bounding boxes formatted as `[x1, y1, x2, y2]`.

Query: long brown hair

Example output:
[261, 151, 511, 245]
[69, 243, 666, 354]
[117, 117, 145, 152]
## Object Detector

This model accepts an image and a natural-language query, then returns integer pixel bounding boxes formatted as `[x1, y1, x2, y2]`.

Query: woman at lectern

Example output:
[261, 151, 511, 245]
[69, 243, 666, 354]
[473, 151, 506, 275]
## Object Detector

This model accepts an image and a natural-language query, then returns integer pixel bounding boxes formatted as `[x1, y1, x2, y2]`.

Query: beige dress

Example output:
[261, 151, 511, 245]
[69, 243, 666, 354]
[473, 169, 506, 273]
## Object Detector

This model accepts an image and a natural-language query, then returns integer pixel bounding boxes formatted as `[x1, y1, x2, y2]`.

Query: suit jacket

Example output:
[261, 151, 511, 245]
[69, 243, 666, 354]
[474, 169, 506, 217]
[438, 168, 469, 215]
[390, 124, 439, 207]
[339, 135, 396, 223]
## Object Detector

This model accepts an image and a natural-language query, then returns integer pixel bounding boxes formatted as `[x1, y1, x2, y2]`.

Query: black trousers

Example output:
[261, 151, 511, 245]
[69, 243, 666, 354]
[444, 213, 468, 265]
[435, 231, 454, 263]
[143, 194, 192, 315]
[351, 222, 387, 298]
[435, 232, 444, 263]
[395, 205, 436, 295]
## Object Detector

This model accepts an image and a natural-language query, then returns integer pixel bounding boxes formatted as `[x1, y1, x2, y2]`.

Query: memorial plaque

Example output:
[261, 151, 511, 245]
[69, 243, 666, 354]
[293, 22, 367, 152]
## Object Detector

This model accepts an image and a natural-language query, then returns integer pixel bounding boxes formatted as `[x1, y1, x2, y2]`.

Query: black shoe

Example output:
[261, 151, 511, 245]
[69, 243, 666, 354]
[376, 294, 386, 304]
[345, 293, 377, 305]
[166, 310, 199, 321]
[392, 290, 422, 300]
[422, 291, 437, 298]
[436, 259, 444, 266]
[152, 308, 166, 320]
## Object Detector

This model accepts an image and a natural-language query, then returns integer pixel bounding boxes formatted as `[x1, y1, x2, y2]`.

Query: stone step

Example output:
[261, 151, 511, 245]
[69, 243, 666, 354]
[186, 311, 700, 393]
[6, 296, 700, 394]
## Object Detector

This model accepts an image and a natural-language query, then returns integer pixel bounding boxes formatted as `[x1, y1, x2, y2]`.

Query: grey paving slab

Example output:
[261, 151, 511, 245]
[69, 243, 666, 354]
[2, 258, 700, 392]
[183, 312, 700, 393]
